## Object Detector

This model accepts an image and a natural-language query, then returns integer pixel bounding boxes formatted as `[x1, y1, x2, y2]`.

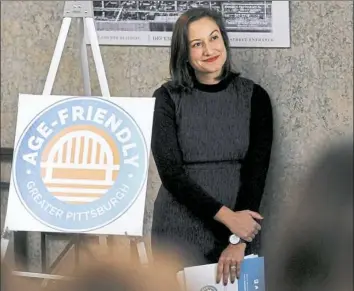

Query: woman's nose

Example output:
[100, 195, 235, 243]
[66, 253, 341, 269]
[203, 43, 213, 56]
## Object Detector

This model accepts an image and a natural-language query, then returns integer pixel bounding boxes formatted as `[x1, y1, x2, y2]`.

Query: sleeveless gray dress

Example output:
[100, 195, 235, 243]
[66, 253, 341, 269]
[151, 74, 265, 267]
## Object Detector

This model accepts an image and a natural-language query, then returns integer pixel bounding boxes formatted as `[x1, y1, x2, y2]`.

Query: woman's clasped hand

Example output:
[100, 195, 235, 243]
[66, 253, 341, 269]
[216, 206, 263, 242]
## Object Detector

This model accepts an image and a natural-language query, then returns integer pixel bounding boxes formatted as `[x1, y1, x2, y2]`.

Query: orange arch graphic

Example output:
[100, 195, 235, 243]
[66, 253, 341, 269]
[40, 125, 120, 204]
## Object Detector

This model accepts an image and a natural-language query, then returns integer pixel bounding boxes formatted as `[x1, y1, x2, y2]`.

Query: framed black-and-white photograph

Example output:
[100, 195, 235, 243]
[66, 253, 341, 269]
[91, 1, 290, 47]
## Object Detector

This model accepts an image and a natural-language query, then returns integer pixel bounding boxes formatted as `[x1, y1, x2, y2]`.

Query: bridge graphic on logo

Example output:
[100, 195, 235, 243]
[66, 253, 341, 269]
[40, 126, 120, 205]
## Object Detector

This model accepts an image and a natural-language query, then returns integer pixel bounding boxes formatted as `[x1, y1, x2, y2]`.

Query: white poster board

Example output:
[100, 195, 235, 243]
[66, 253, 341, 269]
[5, 94, 155, 236]
[90, 0, 290, 48]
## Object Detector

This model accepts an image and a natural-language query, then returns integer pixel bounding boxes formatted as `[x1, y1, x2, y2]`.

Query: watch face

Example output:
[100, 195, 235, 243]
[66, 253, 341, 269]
[230, 234, 240, 244]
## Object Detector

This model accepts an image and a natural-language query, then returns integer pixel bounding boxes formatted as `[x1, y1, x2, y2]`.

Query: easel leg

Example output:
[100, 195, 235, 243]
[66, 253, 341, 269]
[1, 228, 11, 261]
[85, 17, 110, 98]
[41, 232, 47, 272]
[75, 234, 80, 267]
[78, 18, 91, 96]
[136, 241, 149, 266]
[43, 17, 72, 95]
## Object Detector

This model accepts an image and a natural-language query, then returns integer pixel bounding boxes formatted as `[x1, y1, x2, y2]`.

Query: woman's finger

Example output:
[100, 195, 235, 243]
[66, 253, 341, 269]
[229, 259, 237, 284]
[223, 259, 231, 285]
[245, 236, 253, 242]
[254, 222, 261, 231]
[216, 259, 224, 284]
[236, 262, 242, 279]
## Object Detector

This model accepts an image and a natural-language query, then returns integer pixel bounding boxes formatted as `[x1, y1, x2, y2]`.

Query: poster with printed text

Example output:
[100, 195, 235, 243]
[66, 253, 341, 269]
[182, 256, 265, 291]
[91, 0, 290, 47]
[4, 94, 155, 236]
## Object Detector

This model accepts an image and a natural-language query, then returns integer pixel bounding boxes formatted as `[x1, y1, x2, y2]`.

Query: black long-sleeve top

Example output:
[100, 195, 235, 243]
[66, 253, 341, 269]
[151, 77, 273, 220]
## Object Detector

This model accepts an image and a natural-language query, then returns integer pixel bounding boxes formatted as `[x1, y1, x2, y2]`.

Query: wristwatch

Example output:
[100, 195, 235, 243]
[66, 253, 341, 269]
[229, 234, 240, 245]
[229, 234, 247, 245]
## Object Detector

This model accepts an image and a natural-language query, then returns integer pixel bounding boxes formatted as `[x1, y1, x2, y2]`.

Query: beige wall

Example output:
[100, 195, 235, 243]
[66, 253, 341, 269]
[1, 1, 353, 271]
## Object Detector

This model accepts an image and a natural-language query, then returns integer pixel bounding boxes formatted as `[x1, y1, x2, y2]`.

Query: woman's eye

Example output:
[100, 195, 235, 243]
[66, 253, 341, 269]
[193, 42, 201, 47]
[211, 35, 219, 40]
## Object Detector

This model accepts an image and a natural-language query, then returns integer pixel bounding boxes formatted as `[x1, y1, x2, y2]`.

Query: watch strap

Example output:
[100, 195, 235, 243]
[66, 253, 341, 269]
[240, 238, 249, 245]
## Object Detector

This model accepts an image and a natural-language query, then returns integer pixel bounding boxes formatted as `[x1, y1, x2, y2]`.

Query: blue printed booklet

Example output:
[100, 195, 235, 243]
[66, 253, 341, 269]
[177, 255, 265, 291]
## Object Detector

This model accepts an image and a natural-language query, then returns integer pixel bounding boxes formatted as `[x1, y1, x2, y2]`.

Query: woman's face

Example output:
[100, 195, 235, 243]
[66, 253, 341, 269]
[187, 17, 227, 78]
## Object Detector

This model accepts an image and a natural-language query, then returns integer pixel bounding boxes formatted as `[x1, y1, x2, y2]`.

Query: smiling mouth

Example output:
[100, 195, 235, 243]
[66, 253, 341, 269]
[204, 56, 219, 63]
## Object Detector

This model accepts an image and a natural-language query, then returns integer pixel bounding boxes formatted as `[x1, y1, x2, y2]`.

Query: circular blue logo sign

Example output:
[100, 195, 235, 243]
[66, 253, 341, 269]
[13, 97, 148, 232]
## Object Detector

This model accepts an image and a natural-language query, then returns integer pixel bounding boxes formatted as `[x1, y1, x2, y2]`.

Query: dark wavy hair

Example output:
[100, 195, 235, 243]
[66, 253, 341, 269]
[169, 7, 236, 92]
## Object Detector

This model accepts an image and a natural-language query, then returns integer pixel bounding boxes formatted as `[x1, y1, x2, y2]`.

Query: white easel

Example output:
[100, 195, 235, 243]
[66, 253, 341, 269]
[1, 0, 148, 282]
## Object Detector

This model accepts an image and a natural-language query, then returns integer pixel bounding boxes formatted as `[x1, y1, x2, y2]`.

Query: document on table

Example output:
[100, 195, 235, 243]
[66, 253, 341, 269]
[177, 255, 265, 291]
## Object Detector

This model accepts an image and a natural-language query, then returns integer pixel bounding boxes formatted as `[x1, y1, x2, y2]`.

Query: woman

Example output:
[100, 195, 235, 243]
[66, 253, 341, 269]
[150, 7, 273, 285]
